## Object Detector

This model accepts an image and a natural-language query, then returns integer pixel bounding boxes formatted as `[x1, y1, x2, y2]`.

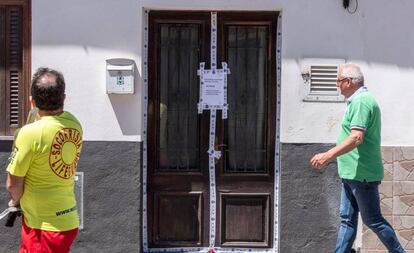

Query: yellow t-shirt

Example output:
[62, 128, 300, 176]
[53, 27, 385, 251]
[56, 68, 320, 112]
[7, 111, 83, 232]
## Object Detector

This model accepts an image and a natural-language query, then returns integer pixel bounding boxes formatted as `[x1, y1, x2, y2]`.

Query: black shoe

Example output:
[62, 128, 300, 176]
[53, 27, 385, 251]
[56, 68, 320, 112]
[350, 249, 356, 253]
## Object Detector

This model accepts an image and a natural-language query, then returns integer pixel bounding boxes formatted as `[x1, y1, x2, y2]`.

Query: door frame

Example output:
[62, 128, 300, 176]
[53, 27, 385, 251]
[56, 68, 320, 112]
[141, 9, 282, 253]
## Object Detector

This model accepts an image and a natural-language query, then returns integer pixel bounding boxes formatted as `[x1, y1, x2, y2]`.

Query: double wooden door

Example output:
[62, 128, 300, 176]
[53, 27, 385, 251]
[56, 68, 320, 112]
[147, 11, 278, 249]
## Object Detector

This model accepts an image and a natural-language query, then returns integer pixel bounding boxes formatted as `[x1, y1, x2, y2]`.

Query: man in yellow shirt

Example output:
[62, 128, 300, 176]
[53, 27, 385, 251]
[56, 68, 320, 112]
[6, 67, 82, 253]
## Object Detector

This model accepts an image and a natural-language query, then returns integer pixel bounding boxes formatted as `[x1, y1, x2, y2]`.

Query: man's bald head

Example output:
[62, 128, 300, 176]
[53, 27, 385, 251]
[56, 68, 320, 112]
[31, 67, 65, 111]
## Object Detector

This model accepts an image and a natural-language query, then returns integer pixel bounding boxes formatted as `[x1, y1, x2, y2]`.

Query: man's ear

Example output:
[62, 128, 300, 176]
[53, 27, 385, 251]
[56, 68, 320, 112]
[29, 96, 36, 109]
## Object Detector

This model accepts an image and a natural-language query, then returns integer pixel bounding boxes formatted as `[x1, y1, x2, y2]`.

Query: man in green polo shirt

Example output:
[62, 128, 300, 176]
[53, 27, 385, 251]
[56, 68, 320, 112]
[310, 64, 405, 253]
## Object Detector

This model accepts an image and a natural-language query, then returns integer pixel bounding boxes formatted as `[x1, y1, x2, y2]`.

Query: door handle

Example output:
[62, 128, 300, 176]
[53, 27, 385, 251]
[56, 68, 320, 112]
[215, 143, 227, 149]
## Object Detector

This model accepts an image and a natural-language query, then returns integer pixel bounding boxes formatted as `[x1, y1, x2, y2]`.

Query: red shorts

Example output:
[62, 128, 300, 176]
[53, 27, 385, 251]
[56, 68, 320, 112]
[19, 218, 78, 253]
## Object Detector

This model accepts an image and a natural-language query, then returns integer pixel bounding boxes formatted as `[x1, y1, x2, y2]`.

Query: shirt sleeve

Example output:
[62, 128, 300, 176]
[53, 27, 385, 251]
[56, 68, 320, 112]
[349, 100, 371, 131]
[6, 127, 35, 177]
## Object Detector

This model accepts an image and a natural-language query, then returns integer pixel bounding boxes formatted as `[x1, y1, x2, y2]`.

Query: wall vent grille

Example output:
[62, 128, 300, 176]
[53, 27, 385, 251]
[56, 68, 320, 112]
[310, 65, 339, 95]
[301, 58, 345, 102]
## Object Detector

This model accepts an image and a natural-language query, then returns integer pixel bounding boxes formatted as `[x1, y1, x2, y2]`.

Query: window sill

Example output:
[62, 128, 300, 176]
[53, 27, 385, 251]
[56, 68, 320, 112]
[0, 136, 14, 141]
[303, 95, 345, 103]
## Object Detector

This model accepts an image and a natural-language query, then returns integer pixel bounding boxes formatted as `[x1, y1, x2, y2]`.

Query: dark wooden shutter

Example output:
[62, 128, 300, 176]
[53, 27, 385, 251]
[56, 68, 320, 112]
[0, 7, 6, 134]
[6, 6, 23, 134]
[0, 2, 27, 136]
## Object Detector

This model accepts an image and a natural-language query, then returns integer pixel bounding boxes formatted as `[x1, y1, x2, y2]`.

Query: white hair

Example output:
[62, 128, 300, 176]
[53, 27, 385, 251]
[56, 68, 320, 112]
[340, 64, 364, 86]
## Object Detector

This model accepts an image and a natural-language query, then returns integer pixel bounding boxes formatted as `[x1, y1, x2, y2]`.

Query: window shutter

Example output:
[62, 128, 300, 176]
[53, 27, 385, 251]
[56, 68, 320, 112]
[0, 8, 5, 135]
[6, 6, 22, 133]
[0, 1, 28, 137]
[9, 70, 19, 126]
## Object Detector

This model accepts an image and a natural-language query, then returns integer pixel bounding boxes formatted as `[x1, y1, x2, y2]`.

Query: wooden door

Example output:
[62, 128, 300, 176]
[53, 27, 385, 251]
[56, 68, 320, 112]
[148, 11, 211, 247]
[147, 11, 278, 249]
[215, 12, 277, 248]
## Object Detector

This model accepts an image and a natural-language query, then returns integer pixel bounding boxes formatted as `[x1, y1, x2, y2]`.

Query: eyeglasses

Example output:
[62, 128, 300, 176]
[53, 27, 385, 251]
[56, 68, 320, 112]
[336, 77, 349, 84]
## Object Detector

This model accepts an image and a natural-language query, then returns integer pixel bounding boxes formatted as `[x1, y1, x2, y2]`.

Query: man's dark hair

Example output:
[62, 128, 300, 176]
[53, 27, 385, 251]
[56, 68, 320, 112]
[31, 67, 65, 111]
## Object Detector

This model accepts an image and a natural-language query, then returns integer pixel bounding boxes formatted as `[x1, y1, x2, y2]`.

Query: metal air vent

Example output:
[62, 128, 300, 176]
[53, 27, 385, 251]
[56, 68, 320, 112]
[301, 58, 345, 102]
[310, 65, 339, 95]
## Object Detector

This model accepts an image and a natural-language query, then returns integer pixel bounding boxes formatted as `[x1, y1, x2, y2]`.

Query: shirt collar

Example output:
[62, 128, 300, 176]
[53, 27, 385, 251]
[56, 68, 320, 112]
[347, 86, 368, 104]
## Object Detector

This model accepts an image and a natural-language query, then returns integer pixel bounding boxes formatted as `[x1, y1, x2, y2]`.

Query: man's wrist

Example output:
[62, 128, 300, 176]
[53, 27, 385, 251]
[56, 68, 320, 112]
[326, 150, 336, 161]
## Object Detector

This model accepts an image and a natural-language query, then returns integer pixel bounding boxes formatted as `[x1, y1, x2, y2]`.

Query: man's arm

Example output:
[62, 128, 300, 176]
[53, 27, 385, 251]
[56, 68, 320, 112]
[6, 173, 24, 207]
[310, 129, 365, 170]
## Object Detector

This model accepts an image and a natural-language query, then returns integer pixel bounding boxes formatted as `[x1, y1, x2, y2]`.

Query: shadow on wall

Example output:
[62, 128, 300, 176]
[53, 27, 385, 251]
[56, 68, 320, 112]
[0, 141, 12, 153]
[0, 148, 21, 253]
[106, 58, 141, 136]
[281, 143, 341, 253]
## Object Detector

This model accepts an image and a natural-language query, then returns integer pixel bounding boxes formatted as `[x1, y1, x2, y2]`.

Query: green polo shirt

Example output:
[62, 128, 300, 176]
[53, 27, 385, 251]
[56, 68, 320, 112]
[337, 87, 383, 182]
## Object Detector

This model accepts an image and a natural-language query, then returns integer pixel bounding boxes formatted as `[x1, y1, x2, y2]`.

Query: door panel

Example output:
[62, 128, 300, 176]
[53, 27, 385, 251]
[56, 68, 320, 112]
[154, 192, 203, 246]
[225, 26, 268, 173]
[220, 194, 270, 247]
[148, 11, 278, 249]
[158, 23, 201, 171]
[216, 12, 277, 248]
[148, 11, 211, 248]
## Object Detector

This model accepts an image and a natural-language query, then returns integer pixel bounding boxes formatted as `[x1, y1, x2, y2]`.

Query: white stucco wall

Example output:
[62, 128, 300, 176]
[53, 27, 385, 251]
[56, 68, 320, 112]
[32, 0, 143, 142]
[32, 0, 414, 145]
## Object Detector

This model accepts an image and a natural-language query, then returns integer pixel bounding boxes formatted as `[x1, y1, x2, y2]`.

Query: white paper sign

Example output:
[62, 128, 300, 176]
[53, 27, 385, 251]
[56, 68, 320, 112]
[202, 71, 225, 107]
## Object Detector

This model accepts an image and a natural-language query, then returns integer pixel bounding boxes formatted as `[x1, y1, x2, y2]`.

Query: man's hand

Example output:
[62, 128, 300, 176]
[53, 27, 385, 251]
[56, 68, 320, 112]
[6, 173, 24, 205]
[310, 152, 332, 170]
[309, 129, 365, 170]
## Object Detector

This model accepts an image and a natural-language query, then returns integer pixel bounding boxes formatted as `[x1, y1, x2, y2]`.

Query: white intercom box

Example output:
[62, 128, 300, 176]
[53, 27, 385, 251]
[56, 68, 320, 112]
[106, 59, 135, 94]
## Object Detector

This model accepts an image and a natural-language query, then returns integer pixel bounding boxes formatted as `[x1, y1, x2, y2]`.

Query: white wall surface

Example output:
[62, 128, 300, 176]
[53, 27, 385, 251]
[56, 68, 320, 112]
[32, 0, 143, 142]
[32, 0, 414, 145]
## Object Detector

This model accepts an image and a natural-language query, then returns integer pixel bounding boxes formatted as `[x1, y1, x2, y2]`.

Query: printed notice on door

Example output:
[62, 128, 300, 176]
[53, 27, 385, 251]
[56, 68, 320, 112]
[201, 71, 225, 107]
